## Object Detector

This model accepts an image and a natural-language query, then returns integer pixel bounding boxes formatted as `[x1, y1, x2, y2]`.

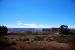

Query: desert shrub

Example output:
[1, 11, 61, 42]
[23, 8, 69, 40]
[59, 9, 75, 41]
[20, 47, 25, 50]
[32, 32, 41, 35]
[9, 40, 16, 45]
[18, 38, 30, 41]
[41, 32, 50, 35]
[0, 39, 10, 46]
[23, 38, 30, 41]
[3, 37, 7, 39]
[54, 35, 75, 43]
[32, 47, 43, 50]
[0, 39, 16, 46]
[19, 38, 24, 41]
[26, 41, 31, 44]
[6, 48, 16, 50]
[46, 37, 54, 41]
[34, 36, 41, 41]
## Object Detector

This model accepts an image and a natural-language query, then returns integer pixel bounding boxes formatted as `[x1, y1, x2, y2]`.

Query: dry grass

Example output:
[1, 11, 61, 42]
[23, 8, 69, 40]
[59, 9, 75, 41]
[0, 34, 75, 50]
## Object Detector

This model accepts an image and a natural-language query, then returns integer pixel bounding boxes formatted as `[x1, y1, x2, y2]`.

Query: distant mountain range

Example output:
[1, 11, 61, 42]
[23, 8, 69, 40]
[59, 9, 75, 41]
[42, 28, 75, 33]
[8, 28, 42, 33]
[8, 28, 75, 33]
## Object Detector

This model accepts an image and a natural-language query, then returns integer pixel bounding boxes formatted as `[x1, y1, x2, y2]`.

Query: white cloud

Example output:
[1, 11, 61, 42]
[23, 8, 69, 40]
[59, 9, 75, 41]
[17, 21, 23, 25]
[5, 21, 75, 28]
[5, 24, 75, 28]
[6, 24, 51, 28]
[7, 21, 50, 28]
[68, 26, 75, 29]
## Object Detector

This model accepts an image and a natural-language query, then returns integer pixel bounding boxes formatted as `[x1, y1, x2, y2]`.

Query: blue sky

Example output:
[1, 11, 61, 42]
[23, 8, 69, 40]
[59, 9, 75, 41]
[0, 0, 75, 28]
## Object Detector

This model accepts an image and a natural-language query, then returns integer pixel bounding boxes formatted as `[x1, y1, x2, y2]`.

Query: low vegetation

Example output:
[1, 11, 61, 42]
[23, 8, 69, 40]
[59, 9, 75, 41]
[0, 25, 75, 50]
[0, 39, 16, 46]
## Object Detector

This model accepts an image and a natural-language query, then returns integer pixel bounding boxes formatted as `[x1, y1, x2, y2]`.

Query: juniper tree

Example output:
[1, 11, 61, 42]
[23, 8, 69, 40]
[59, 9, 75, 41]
[59, 25, 70, 35]
[0, 25, 8, 35]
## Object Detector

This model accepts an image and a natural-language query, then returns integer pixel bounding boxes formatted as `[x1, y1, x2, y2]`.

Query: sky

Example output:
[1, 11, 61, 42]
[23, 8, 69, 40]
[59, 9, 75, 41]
[0, 0, 75, 28]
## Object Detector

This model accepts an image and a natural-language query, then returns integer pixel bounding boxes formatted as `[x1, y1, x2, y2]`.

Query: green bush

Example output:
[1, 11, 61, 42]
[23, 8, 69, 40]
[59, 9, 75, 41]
[0, 39, 16, 46]
[54, 35, 75, 43]
[0, 39, 10, 46]
[9, 40, 16, 45]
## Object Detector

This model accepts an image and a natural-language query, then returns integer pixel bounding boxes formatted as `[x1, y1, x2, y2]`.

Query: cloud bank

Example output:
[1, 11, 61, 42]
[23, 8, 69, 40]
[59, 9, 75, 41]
[5, 21, 75, 28]
[6, 24, 58, 28]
